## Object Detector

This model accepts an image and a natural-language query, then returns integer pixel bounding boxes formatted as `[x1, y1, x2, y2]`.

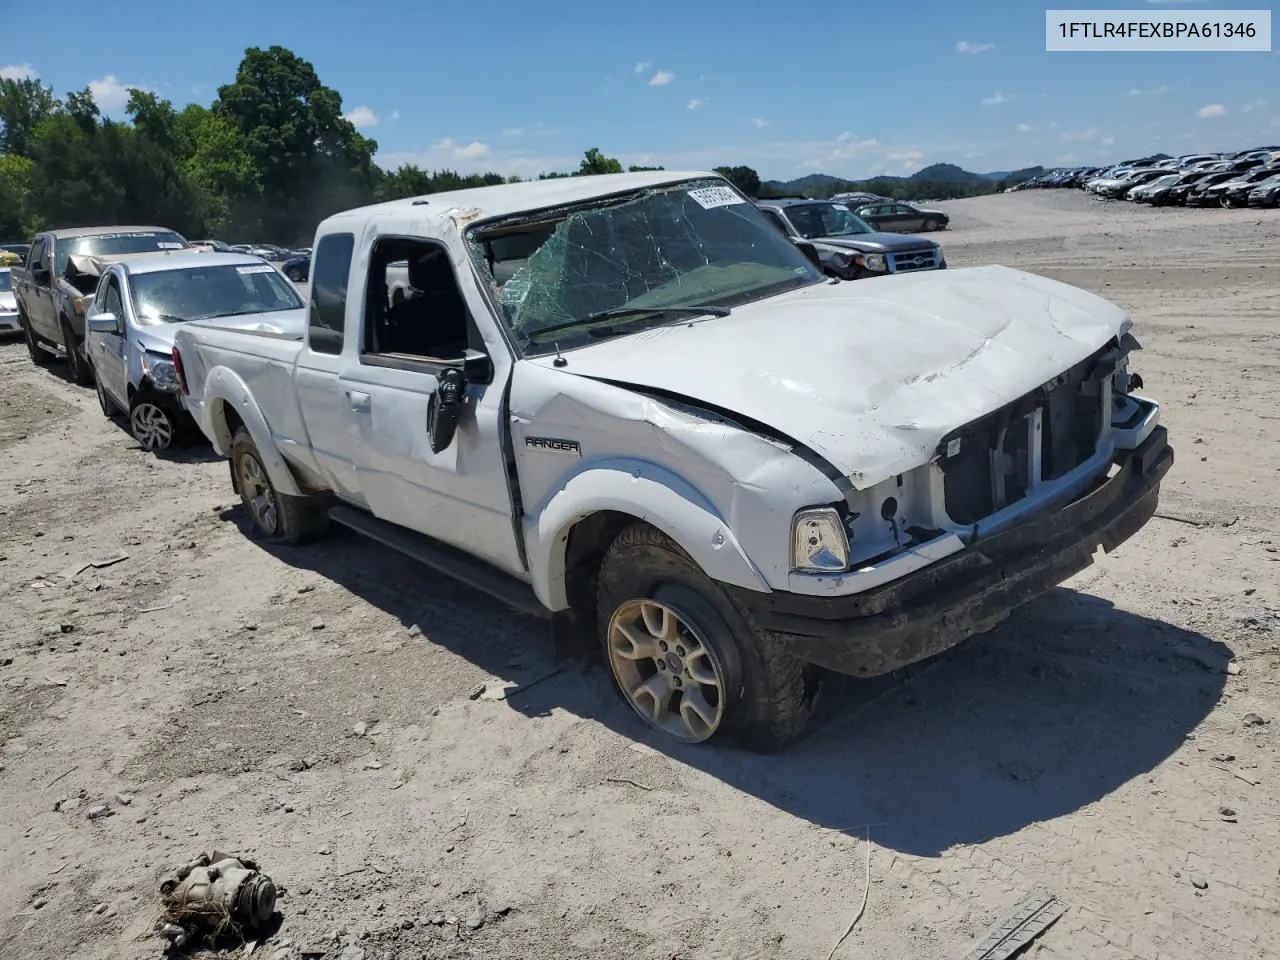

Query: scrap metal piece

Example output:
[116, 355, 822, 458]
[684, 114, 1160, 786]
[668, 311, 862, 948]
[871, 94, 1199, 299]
[951, 891, 1067, 960]
[158, 851, 276, 945]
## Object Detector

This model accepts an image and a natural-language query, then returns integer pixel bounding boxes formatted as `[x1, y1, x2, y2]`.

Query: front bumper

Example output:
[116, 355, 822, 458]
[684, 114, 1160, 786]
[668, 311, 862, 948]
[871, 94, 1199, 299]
[730, 426, 1173, 677]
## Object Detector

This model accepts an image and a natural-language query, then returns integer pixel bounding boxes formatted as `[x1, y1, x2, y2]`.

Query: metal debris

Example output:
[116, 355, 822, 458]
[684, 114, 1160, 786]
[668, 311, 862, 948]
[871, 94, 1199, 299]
[950, 891, 1067, 960]
[158, 851, 277, 949]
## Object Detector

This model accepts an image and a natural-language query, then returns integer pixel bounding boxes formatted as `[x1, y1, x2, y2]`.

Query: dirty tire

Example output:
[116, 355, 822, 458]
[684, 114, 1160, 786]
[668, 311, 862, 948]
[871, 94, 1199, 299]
[923, 217, 940, 231]
[60, 316, 93, 386]
[129, 397, 176, 451]
[596, 522, 817, 752]
[230, 427, 329, 545]
[22, 314, 53, 367]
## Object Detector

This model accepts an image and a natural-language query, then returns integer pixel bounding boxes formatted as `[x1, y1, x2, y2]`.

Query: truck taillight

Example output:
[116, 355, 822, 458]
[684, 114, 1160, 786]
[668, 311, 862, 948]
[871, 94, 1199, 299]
[172, 347, 189, 395]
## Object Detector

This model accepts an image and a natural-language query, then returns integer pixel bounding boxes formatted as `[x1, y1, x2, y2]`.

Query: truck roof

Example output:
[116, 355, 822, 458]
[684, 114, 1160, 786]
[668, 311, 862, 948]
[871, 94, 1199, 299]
[319, 170, 722, 231]
[36, 225, 184, 240]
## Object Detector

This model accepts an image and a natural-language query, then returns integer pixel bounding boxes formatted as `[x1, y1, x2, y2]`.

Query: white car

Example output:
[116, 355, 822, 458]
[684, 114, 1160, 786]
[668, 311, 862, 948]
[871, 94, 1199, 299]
[0, 267, 19, 333]
[172, 171, 1173, 749]
[84, 251, 305, 451]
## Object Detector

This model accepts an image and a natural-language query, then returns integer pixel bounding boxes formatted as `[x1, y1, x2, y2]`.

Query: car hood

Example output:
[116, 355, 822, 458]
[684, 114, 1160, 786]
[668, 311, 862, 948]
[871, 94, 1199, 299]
[135, 308, 307, 353]
[813, 233, 940, 254]
[540, 265, 1130, 489]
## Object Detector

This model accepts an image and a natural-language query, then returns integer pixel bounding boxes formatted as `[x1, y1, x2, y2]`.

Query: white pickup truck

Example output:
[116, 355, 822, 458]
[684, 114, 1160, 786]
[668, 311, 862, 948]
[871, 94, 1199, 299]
[172, 171, 1173, 750]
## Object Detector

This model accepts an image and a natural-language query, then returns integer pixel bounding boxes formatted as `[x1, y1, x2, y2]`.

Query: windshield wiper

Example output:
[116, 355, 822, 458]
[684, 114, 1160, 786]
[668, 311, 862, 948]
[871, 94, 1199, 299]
[528, 304, 731, 340]
[142, 313, 188, 323]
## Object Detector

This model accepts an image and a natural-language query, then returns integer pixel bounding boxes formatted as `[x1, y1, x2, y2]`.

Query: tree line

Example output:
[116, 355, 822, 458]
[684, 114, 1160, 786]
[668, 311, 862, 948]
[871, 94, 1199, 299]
[0, 46, 772, 246]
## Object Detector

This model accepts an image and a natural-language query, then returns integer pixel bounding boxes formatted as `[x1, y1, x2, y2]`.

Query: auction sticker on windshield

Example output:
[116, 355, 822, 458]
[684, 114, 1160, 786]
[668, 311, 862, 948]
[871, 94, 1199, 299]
[688, 186, 745, 209]
[157, 242, 184, 249]
[236, 264, 276, 275]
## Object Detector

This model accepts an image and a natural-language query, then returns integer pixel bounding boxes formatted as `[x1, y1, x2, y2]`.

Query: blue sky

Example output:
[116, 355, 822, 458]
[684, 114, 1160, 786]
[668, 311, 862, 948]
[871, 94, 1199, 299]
[3, 0, 1276, 180]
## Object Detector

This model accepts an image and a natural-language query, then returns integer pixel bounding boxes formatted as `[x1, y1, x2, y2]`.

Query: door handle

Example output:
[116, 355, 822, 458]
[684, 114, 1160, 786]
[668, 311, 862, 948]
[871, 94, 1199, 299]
[347, 390, 371, 411]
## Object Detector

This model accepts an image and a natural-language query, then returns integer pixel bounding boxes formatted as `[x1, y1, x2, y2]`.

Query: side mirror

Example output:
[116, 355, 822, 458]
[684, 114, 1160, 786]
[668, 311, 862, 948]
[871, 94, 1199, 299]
[87, 312, 121, 334]
[463, 349, 493, 385]
[427, 367, 466, 454]
[32, 266, 50, 286]
[793, 240, 823, 271]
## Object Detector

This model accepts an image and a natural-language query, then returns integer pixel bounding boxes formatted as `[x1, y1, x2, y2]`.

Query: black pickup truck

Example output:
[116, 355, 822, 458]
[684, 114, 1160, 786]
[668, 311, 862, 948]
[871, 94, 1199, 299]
[12, 226, 189, 384]
[755, 198, 946, 280]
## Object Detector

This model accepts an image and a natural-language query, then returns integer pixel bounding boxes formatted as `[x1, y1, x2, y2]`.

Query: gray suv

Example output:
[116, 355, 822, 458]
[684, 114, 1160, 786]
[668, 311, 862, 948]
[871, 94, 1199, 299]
[755, 198, 946, 281]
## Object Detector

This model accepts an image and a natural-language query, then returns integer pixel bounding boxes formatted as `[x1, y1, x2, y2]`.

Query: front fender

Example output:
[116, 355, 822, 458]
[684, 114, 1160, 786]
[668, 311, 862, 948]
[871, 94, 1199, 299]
[202, 365, 304, 497]
[524, 458, 772, 611]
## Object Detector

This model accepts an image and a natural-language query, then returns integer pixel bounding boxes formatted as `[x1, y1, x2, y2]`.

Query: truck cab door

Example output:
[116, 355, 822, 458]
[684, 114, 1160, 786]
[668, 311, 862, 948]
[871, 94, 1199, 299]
[24, 237, 56, 339]
[294, 232, 369, 506]
[340, 239, 525, 579]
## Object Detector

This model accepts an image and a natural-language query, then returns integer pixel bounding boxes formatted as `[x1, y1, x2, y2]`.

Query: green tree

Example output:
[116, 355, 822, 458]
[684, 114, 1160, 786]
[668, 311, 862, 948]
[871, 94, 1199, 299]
[578, 147, 623, 175]
[0, 154, 36, 238]
[214, 45, 379, 241]
[0, 76, 60, 157]
[26, 112, 122, 228]
[712, 165, 761, 197]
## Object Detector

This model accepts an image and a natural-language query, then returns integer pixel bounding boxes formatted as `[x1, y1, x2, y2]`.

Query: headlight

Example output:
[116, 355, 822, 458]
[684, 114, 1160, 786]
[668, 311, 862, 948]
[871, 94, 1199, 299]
[141, 351, 179, 391]
[790, 507, 850, 572]
[862, 254, 886, 272]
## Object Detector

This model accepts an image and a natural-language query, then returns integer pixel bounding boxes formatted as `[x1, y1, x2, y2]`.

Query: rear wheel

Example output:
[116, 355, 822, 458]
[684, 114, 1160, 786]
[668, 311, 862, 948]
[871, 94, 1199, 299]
[596, 522, 819, 751]
[22, 314, 54, 367]
[230, 427, 329, 544]
[923, 217, 940, 231]
[60, 315, 92, 386]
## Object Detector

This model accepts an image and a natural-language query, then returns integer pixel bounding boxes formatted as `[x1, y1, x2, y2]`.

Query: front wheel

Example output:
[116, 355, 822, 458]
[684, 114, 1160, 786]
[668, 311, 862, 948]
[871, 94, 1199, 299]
[596, 522, 819, 751]
[923, 217, 940, 231]
[230, 427, 328, 544]
[129, 397, 176, 451]
[60, 316, 93, 386]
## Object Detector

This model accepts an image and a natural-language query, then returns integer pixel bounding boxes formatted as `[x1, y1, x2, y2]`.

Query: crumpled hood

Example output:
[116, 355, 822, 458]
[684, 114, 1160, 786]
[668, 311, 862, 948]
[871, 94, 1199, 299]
[545, 265, 1130, 488]
[135, 308, 307, 354]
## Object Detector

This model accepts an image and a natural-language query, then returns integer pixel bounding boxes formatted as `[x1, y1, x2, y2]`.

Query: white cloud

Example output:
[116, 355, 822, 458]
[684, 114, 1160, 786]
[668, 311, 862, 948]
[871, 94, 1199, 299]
[648, 70, 675, 87]
[751, 117, 769, 128]
[1016, 123, 1034, 133]
[1055, 153, 1080, 164]
[1049, 121, 1059, 128]
[1100, 137, 1115, 147]
[501, 122, 557, 137]
[982, 91, 1015, 106]
[0, 63, 38, 81]
[431, 137, 492, 160]
[1196, 103, 1227, 118]
[686, 98, 708, 110]
[634, 61, 651, 74]
[389, 110, 401, 122]
[1242, 98, 1266, 113]
[1272, 117, 1280, 128]
[1062, 127, 1098, 142]
[887, 150, 924, 162]
[1125, 84, 1172, 96]
[344, 106, 378, 128]
[89, 75, 145, 111]
[955, 40, 994, 55]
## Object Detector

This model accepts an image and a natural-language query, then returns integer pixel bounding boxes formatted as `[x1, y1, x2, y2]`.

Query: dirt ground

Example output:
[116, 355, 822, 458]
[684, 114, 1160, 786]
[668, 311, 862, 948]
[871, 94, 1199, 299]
[2, 189, 1278, 960]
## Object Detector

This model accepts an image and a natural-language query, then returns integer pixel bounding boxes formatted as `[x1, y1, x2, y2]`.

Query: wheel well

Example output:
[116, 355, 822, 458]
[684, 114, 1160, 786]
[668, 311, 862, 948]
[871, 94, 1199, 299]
[562, 511, 640, 610]
[217, 401, 245, 446]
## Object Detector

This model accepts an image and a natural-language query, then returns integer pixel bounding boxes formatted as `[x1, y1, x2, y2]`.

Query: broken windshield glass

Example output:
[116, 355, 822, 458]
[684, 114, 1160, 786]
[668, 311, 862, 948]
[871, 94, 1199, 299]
[467, 178, 824, 355]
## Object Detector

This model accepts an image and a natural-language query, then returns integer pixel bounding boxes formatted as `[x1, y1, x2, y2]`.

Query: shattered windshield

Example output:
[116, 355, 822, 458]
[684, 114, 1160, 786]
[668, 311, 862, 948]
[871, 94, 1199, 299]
[127, 263, 302, 324]
[466, 178, 824, 354]
[785, 204, 875, 240]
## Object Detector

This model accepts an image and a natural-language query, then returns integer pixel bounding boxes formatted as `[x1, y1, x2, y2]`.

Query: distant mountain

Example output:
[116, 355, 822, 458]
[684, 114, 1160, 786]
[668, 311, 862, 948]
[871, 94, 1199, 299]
[760, 162, 1046, 200]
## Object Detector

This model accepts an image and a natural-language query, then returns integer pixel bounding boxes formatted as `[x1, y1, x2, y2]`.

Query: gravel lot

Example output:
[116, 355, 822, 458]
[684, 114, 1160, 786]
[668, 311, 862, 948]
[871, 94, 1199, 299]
[2, 189, 1278, 960]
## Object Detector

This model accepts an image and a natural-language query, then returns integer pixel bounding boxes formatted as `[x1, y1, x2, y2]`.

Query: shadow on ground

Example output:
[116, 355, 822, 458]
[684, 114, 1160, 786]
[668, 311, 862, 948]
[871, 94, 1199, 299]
[224, 507, 1226, 859]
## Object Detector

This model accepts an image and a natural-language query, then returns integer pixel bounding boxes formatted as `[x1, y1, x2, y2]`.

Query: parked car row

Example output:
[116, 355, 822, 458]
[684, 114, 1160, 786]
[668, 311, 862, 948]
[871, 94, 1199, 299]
[5, 171, 1174, 750]
[1010, 146, 1280, 208]
[8, 225, 305, 451]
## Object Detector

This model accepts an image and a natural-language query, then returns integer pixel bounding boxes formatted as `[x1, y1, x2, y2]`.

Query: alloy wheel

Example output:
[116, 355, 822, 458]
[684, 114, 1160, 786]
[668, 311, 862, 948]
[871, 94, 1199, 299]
[131, 402, 174, 451]
[607, 598, 726, 742]
[237, 450, 280, 536]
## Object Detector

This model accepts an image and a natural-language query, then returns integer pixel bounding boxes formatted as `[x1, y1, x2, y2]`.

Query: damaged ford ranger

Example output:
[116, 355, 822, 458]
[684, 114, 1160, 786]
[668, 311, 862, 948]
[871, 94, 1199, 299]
[171, 171, 1172, 750]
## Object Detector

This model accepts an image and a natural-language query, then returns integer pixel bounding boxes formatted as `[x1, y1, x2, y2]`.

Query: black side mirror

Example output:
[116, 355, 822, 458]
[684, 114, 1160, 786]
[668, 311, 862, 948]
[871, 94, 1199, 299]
[793, 240, 823, 271]
[427, 367, 466, 454]
[32, 266, 50, 285]
[462, 349, 493, 385]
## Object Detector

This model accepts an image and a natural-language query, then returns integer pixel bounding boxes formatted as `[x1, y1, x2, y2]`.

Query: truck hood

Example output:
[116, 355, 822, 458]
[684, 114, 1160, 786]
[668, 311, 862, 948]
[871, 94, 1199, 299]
[813, 233, 940, 255]
[135, 308, 307, 353]
[542, 265, 1130, 488]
